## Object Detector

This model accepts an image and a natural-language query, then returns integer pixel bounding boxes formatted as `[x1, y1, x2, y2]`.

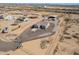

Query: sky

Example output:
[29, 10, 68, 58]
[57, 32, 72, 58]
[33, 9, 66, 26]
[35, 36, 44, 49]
[0, 0, 79, 3]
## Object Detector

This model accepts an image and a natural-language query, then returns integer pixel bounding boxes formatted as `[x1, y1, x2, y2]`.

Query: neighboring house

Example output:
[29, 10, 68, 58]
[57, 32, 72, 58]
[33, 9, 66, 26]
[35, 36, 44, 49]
[16, 17, 29, 22]
[27, 15, 38, 19]
[16, 17, 25, 21]
[48, 16, 56, 21]
[42, 15, 48, 20]
[15, 16, 30, 24]
[22, 17, 29, 22]
[43, 15, 58, 22]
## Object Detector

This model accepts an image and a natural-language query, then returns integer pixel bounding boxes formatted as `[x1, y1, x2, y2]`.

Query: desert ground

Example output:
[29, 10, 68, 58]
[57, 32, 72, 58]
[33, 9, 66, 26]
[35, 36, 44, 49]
[0, 5, 79, 55]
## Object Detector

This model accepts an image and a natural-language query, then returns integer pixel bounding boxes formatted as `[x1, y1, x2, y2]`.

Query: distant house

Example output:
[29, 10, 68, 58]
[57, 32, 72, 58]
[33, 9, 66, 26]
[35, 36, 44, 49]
[4, 15, 15, 24]
[0, 15, 4, 20]
[0, 15, 4, 19]
[27, 15, 38, 19]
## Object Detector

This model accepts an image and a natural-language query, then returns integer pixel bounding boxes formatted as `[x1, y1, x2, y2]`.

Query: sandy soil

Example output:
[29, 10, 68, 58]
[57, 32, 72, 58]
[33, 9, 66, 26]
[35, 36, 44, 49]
[0, 7, 79, 55]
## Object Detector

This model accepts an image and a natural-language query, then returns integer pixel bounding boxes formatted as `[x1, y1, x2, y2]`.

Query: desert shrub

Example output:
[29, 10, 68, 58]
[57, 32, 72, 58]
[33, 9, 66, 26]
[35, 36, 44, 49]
[73, 52, 79, 55]
[72, 34, 79, 39]
[64, 18, 70, 22]
[64, 36, 71, 39]
[40, 40, 49, 49]
[60, 36, 64, 42]
[75, 33, 79, 35]
[64, 32, 70, 35]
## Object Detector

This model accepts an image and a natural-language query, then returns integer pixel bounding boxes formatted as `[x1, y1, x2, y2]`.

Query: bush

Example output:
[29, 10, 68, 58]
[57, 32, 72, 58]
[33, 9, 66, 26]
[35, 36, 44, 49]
[64, 18, 70, 22]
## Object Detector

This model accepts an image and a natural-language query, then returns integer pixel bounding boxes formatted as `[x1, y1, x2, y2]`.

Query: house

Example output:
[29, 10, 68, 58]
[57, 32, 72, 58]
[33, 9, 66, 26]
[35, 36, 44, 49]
[39, 22, 50, 29]
[42, 15, 48, 20]
[48, 16, 56, 21]
[31, 22, 50, 30]
[31, 24, 38, 28]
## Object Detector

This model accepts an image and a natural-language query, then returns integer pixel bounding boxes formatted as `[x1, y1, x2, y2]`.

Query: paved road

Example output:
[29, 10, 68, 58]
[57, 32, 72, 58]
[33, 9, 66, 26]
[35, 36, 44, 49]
[16, 23, 55, 42]
[0, 40, 18, 51]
